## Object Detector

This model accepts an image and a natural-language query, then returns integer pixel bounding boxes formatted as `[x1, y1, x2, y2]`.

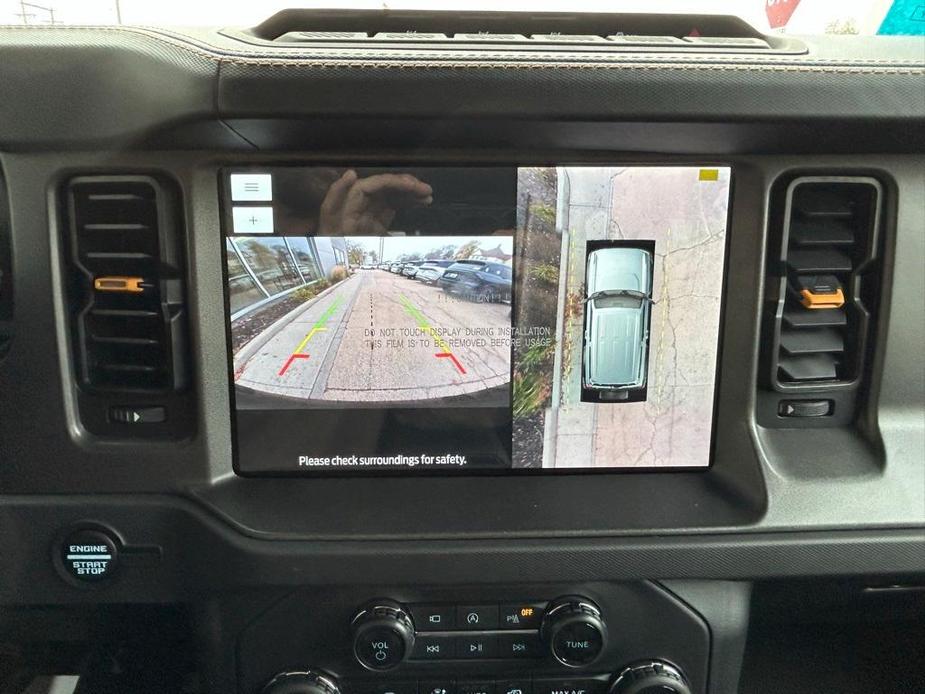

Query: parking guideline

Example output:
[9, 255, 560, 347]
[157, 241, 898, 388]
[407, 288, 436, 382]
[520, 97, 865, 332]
[398, 294, 467, 375]
[278, 294, 344, 377]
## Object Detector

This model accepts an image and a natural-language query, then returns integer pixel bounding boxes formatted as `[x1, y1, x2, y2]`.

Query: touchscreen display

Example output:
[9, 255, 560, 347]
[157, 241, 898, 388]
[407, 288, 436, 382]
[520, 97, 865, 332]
[222, 166, 731, 474]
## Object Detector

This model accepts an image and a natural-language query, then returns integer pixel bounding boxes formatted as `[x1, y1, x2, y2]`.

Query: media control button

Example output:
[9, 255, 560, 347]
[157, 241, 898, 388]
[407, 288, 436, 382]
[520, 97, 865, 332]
[533, 679, 607, 694]
[420, 681, 455, 694]
[497, 681, 532, 694]
[455, 634, 497, 659]
[351, 602, 415, 671]
[355, 627, 405, 669]
[59, 528, 118, 583]
[497, 632, 544, 658]
[410, 604, 455, 631]
[500, 602, 546, 629]
[458, 682, 495, 694]
[457, 605, 499, 630]
[411, 635, 453, 660]
[542, 597, 607, 667]
[551, 622, 603, 665]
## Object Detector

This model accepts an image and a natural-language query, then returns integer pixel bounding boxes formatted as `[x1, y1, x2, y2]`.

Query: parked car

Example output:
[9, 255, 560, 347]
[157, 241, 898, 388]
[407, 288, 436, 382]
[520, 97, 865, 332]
[437, 260, 512, 303]
[377, 263, 389, 270]
[415, 259, 456, 284]
[401, 261, 425, 278]
[582, 247, 653, 399]
[389, 263, 403, 273]
[360, 264, 374, 270]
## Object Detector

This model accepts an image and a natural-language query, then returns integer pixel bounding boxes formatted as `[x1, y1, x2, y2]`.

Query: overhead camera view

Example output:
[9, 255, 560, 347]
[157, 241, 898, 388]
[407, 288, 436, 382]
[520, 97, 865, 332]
[513, 166, 732, 469]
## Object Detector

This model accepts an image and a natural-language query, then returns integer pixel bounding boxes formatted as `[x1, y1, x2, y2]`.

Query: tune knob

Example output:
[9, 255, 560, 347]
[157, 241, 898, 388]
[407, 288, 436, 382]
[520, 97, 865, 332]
[540, 596, 607, 667]
[609, 661, 691, 694]
[261, 670, 341, 694]
[351, 600, 415, 671]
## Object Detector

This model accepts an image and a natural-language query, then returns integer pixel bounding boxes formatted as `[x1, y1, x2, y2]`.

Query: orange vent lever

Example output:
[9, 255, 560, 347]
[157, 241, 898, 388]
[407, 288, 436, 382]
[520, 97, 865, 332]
[94, 276, 146, 293]
[800, 287, 845, 310]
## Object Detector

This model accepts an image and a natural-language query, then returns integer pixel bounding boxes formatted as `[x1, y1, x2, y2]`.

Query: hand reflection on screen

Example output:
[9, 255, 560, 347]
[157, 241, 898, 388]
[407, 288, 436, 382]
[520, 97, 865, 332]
[318, 169, 433, 235]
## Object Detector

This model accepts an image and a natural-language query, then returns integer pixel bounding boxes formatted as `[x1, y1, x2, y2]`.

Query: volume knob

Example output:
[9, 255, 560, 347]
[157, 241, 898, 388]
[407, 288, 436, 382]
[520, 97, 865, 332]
[541, 596, 607, 667]
[351, 600, 415, 671]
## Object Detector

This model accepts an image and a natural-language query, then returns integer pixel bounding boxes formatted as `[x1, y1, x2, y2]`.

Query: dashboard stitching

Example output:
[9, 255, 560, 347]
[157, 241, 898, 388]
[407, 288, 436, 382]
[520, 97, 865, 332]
[2, 25, 925, 73]
[215, 60, 925, 74]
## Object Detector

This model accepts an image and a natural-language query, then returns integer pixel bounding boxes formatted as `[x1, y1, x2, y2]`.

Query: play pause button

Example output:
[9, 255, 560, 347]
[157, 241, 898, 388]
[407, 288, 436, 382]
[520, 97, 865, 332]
[455, 635, 497, 659]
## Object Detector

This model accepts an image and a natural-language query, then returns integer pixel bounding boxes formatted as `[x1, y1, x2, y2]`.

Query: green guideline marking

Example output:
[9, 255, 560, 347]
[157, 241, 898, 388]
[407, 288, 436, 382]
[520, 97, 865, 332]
[398, 293, 465, 374]
[399, 294, 430, 329]
[278, 294, 344, 376]
[315, 294, 343, 327]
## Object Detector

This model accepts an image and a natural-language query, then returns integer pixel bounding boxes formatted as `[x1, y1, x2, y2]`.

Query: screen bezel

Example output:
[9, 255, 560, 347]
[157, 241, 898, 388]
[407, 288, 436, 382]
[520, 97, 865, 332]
[219, 163, 734, 478]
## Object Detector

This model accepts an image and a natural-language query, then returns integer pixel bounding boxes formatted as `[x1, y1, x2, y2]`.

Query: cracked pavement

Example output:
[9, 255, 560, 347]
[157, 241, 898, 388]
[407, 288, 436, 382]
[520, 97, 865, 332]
[550, 166, 731, 468]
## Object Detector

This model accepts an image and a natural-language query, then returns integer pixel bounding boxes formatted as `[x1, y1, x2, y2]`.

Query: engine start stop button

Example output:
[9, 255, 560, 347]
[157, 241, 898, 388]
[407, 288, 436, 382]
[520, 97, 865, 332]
[59, 528, 119, 583]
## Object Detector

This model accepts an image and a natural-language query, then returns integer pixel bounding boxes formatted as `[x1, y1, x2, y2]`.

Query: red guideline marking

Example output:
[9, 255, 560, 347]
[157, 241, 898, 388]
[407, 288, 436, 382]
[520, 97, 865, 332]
[278, 352, 310, 377]
[435, 352, 466, 375]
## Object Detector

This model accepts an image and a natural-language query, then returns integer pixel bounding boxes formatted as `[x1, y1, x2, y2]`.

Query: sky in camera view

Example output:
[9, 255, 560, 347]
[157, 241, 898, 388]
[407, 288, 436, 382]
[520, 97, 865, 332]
[0, 0, 912, 35]
[348, 236, 514, 263]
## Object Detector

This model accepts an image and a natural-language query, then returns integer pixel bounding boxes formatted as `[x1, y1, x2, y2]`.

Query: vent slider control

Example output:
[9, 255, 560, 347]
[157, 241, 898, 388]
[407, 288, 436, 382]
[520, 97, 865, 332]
[93, 276, 148, 293]
[795, 274, 845, 310]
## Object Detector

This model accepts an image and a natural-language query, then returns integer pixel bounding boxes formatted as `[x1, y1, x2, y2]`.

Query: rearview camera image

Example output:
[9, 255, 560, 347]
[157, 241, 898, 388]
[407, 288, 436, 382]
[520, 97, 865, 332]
[230, 236, 512, 407]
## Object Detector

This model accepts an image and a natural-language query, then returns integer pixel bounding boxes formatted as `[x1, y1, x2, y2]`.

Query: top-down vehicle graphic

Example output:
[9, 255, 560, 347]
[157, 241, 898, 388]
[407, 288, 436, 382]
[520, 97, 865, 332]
[582, 246, 653, 398]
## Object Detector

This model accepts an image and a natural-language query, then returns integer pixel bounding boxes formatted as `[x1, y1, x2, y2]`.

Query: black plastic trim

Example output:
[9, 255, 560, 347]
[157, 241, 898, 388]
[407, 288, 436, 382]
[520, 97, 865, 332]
[0, 161, 12, 361]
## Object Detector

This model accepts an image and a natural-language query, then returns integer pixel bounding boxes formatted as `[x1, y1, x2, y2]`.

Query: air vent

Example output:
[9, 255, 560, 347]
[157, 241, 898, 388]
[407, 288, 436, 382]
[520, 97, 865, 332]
[65, 177, 188, 394]
[763, 176, 883, 422]
[231, 9, 806, 54]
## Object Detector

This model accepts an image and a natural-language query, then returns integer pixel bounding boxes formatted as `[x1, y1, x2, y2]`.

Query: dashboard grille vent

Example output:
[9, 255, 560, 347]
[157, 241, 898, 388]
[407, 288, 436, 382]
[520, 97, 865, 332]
[66, 177, 188, 392]
[241, 10, 806, 53]
[769, 177, 882, 389]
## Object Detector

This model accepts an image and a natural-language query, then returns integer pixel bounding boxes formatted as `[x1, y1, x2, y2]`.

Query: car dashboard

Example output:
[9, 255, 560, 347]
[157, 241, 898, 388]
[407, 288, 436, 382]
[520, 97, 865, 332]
[0, 9, 923, 694]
